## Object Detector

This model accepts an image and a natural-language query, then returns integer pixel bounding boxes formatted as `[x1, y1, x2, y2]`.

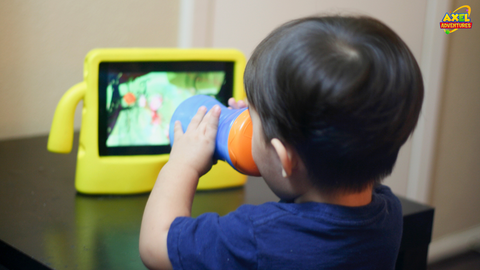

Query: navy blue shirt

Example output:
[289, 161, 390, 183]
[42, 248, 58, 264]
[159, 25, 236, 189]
[167, 185, 402, 269]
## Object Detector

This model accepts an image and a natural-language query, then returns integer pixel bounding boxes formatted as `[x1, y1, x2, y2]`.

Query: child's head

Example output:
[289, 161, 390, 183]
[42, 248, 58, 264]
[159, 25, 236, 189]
[245, 15, 424, 195]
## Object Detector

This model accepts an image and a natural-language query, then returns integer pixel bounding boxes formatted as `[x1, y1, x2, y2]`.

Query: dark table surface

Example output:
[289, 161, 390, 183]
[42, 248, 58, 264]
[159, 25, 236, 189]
[0, 134, 434, 269]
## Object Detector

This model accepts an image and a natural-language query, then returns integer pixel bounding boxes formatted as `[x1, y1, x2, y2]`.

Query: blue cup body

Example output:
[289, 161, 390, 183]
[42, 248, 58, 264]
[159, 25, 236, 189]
[169, 95, 246, 169]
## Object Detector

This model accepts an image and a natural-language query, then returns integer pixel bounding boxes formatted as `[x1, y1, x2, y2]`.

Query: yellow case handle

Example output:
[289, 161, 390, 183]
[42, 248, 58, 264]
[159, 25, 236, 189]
[47, 82, 86, 153]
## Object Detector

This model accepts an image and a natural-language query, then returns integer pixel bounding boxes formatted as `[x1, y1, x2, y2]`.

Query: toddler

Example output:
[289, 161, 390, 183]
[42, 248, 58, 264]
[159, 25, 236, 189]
[140, 15, 424, 270]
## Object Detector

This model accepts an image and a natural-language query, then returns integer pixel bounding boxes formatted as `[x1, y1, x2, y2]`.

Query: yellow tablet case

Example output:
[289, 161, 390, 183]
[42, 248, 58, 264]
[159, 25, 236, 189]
[47, 48, 247, 194]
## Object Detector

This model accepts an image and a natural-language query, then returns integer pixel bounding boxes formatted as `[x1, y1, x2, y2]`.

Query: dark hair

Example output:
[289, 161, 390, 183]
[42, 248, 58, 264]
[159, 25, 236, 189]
[244, 16, 424, 193]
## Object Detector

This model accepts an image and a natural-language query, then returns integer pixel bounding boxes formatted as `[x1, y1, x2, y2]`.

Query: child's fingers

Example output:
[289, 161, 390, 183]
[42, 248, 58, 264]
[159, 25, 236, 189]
[204, 105, 221, 139]
[228, 98, 238, 109]
[227, 98, 248, 109]
[186, 106, 207, 132]
[173, 121, 184, 142]
[198, 105, 219, 134]
[237, 100, 247, 109]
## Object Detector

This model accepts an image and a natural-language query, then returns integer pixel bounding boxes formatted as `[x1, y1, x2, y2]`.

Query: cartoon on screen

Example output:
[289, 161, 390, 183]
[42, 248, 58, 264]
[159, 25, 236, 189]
[105, 72, 226, 147]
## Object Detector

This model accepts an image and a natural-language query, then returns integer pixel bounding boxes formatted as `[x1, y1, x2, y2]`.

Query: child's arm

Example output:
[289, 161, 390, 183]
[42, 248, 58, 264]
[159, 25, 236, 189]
[139, 105, 221, 270]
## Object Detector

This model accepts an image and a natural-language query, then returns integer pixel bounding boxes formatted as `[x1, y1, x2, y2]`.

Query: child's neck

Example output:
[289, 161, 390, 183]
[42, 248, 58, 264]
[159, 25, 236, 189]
[294, 185, 373, 207]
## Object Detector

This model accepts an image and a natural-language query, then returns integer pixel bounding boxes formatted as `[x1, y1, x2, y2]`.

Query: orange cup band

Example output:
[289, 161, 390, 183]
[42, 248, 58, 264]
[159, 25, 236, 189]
[228, 110, 261, 176]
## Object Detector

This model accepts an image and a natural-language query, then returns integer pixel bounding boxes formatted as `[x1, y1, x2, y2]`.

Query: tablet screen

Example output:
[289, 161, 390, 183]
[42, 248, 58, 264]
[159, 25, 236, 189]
[98, 61, 234, 156]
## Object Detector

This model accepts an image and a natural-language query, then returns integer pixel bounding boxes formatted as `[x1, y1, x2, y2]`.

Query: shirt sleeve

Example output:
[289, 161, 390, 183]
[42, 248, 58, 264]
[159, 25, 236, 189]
[167, 207, 258, 270]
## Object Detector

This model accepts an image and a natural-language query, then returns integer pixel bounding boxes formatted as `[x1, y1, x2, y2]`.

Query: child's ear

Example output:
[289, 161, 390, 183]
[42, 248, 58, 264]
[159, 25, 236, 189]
[271, 138, 296, 178]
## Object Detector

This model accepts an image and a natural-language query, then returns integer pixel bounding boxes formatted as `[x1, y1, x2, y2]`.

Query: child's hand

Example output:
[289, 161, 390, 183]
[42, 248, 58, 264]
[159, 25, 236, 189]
[228, 97, 248, 109]
[168, 105, 221, 177]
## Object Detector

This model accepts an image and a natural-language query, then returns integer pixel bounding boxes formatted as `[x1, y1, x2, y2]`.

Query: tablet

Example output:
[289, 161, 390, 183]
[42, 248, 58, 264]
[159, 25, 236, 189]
[48, 49, 248, 194]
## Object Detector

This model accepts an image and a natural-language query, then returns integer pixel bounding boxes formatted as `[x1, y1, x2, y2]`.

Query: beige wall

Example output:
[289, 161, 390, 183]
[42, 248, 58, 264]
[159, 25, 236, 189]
[431, 0, 480, 240]
[0, 0, 179, 140]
